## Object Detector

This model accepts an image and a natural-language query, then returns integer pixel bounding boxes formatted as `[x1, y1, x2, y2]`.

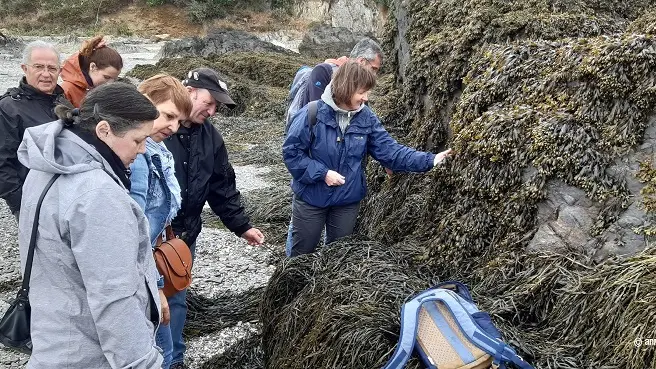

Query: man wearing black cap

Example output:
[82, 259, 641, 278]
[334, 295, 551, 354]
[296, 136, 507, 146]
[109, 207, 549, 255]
[164, 68, 265, 369]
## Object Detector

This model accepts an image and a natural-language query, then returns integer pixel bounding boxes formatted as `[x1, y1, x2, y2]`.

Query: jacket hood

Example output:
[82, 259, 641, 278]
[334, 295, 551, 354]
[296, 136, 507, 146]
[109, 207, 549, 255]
[320, 82, 366, 115]
[61, 53, 89, 90]
[17, 120, 122, 184]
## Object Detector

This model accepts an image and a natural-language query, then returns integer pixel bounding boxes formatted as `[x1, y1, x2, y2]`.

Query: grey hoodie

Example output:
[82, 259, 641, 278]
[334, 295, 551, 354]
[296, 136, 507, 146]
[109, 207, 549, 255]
[17, 120, 163, 369]
[321, 82, 366, 134]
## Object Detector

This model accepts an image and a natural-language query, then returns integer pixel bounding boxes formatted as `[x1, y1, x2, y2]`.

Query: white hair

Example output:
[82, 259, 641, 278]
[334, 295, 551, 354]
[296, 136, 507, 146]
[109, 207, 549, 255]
[22, 40, 61, 65]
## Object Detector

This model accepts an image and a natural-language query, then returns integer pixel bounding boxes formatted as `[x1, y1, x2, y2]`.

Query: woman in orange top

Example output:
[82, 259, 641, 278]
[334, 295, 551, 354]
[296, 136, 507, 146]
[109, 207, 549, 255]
[61, 35, 123, 107]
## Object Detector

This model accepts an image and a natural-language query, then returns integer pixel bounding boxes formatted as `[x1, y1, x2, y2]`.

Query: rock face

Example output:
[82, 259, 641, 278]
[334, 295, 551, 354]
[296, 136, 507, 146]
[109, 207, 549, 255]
[158, 29, 294, 58]
[362, 0, 656, 264]
[298, 24, 373, 58]
[294, 0, 385, 36]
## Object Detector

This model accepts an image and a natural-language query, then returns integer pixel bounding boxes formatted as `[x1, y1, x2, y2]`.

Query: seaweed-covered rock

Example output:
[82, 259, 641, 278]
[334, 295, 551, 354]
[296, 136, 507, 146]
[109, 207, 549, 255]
[159, 29, 295, 58]
[264, 2, 656, 369]
[362, 0, 656, 268]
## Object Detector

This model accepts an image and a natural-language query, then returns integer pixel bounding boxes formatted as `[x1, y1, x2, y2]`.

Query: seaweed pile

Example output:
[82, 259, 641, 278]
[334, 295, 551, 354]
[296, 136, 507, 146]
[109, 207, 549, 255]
[261, 237, 429, 369]
[261, 1, 656, 368]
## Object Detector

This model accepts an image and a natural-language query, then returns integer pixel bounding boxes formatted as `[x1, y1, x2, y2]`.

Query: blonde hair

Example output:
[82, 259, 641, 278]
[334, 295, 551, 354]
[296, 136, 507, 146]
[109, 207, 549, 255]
[331, 60, 376, 106]
[138, 74, 193, 118]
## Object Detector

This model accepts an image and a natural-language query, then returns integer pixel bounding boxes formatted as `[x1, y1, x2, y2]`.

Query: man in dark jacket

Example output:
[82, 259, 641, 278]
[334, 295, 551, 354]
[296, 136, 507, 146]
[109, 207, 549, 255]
[164, 67, 264, 369]
[0, 40, 70, 219]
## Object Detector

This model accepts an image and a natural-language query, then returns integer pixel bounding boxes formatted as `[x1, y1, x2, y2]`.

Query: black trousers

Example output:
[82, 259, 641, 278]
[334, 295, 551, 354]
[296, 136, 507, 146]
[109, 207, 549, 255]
[290, 195, 360, 257]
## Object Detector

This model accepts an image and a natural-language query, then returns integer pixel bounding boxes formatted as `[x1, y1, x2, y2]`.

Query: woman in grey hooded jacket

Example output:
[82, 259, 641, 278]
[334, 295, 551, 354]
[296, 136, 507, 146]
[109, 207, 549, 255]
[17, 82, 163, 369]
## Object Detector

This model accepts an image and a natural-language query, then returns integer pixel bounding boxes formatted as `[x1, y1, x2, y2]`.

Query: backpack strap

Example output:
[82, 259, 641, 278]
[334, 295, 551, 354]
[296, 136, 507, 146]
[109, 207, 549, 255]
[307, 100, 318, 159]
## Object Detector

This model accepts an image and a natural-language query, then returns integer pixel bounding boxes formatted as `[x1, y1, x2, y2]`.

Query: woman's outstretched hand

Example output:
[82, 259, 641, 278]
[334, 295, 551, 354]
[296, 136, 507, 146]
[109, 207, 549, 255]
[434, 148, 454, 166]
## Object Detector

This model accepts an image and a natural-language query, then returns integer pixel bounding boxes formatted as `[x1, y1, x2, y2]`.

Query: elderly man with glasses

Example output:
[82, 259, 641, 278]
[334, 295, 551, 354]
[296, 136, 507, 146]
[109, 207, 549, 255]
[0, 40, 71, 220]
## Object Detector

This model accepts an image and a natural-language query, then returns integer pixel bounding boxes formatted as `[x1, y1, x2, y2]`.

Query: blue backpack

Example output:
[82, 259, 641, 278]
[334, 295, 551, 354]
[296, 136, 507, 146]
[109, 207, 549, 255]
[383, 281, 534, 369]
[284, 63, 339, 134]
[285, 65, 314, 134]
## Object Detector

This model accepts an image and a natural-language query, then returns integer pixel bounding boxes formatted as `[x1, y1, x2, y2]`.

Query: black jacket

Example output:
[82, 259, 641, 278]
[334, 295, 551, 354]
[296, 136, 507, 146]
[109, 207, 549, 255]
[165, 119, 251, 246]
[0, 78, 70, 213]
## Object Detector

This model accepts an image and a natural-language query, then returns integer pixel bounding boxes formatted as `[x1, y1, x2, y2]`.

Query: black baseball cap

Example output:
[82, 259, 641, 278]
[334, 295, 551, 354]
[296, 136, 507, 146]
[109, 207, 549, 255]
[182, 68, 236, 109]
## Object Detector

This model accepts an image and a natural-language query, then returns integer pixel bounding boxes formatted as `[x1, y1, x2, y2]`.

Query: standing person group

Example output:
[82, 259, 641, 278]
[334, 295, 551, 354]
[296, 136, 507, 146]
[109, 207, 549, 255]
[1, 37, 264, 369]
[0, 34, 453, 367]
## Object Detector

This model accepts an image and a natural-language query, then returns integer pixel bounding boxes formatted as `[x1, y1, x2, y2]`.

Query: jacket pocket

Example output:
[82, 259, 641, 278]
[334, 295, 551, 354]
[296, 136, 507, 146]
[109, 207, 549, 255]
[345, 128, 368, 171]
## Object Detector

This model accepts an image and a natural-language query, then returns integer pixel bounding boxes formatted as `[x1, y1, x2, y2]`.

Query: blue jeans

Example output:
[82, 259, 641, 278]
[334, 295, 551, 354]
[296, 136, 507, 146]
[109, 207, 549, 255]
[169, 242, 196, 365]
[285, 221, 294, 257]
[156, 322, 173, 369]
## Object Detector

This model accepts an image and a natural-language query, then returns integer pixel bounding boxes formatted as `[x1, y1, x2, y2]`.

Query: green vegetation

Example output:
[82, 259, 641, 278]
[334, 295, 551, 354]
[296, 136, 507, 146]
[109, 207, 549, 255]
[146, 0, 296, 23]
[0, 0, 297, 34]
[0, 0, 132, 34]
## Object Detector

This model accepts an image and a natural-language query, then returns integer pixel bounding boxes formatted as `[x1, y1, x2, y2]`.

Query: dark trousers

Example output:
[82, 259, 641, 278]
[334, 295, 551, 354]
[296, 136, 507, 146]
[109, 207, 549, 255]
[290, 195, 360, 257]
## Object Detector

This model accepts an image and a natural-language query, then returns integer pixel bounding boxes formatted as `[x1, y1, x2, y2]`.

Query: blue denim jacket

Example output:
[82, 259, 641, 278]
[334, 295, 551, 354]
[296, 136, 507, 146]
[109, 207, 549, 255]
[130, 138, 182, 289]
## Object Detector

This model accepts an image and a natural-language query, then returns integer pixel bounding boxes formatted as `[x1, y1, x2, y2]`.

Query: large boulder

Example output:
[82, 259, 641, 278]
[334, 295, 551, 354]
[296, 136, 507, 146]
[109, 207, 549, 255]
[298, 24, 373, 59]
[158, 29, 295, 58]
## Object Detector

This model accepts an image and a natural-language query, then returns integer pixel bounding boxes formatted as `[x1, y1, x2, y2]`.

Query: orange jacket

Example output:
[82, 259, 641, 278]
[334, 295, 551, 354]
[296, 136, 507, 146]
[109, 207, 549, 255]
[60, 53, 90, 108]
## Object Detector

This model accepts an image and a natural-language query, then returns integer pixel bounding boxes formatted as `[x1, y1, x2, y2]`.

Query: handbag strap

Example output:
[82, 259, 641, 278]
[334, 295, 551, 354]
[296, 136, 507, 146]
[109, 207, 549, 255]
[19, 174, 61, 298]
[165, 225, 176, 241]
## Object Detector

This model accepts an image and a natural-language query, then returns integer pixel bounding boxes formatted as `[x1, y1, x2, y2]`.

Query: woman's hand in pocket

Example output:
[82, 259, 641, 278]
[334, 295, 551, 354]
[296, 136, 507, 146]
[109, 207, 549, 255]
[325, 170, 346, 186]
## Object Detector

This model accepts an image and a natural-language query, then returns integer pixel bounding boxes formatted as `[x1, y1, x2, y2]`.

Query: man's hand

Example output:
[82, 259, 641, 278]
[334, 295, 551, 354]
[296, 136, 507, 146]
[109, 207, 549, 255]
[242, 227, 265, 246]
[325, 170, 346, 186]
[158, 289, 170, 325]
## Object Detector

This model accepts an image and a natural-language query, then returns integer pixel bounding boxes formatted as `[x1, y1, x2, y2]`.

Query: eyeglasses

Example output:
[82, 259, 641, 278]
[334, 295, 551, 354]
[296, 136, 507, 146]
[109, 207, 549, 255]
[27, 64, 60, 75]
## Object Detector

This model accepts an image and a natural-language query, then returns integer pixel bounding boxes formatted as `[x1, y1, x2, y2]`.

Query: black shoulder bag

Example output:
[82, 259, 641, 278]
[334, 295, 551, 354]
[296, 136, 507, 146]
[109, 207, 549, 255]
[0, 174, 60, 354]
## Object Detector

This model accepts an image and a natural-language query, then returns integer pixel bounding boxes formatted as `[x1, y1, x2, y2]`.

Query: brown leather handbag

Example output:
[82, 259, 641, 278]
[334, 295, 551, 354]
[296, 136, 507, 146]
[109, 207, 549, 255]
[154, 226, 193, 297]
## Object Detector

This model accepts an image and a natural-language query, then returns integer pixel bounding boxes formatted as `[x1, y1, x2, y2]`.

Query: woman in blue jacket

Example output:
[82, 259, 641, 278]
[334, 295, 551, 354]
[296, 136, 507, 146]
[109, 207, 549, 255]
[283, 60, 453, 256]
[129, 74, 192, 369]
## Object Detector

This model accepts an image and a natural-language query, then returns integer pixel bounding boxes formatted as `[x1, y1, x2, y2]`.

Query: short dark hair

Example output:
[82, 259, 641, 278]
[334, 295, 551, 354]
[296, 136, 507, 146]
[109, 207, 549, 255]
[56, 82, 158, 136]
[350, 38, 384, 65]
[331, 60, 377, 107]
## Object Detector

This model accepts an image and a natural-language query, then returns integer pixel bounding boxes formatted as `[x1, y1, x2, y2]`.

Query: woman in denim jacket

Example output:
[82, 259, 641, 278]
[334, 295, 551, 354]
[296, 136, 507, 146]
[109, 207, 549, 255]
[129, 74, 192, 369]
